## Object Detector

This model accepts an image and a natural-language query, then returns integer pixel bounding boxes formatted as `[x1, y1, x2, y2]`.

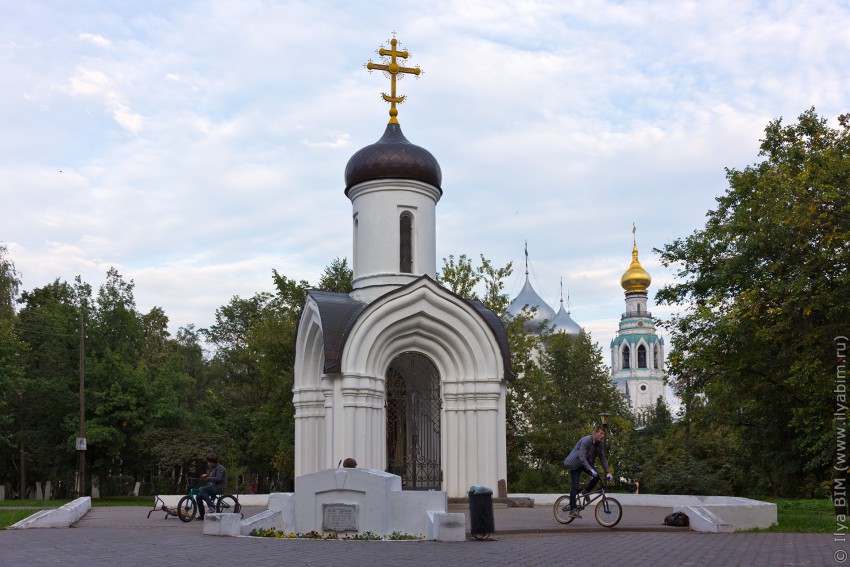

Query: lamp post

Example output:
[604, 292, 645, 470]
[599, 412, 611, 464]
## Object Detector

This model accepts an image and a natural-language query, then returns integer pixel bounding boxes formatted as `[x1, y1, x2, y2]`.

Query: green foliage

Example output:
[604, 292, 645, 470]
[437, 254, 480, 298]
[0, 245, 20, 319]
[317, 257, 353, 293]
[438, 254, 513, 317]
[510, 332, 630, 493]
[656, 108, 850, 496]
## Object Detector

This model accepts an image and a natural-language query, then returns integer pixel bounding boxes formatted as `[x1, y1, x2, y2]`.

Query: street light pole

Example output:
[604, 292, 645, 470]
[599, 411, 611, 462]
[599, 412, 610, 431]
[74, 311, 86, 498]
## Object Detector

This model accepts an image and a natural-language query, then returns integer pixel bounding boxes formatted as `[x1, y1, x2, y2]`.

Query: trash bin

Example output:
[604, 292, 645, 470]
[468, 486, 494, 540]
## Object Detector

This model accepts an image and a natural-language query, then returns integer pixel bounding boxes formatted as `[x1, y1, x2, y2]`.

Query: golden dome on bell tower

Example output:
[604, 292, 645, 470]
[620, 226, 651, 294]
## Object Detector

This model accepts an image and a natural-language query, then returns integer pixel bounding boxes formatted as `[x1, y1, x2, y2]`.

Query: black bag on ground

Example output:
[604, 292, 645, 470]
[664, 511, 689, 527]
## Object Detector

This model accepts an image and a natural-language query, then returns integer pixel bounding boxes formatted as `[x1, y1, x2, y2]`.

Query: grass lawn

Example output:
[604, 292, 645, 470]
[749, 498, 833, 533]
[0, 509, 36, 528]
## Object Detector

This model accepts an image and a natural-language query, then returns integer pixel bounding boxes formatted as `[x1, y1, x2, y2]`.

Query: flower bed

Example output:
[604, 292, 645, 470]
[249, 528, 422, 540]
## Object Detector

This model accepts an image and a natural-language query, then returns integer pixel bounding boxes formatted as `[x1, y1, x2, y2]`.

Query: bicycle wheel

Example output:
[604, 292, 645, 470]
[177, 495, 196, 523]
[216, 495, 241, 515]
[594, 497, 622, 528]
[553, 495, 576, 525]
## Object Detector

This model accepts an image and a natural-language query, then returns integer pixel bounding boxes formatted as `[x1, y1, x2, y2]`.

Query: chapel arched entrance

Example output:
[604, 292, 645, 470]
[385, 351, 442, 490]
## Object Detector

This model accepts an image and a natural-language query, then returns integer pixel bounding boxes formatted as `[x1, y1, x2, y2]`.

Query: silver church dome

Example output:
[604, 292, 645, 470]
[507, 276, 556, 333]
[551, 303, 582, 336]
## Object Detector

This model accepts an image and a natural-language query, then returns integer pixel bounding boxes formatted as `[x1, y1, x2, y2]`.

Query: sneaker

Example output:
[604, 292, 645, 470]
[568, 508, 582, 518]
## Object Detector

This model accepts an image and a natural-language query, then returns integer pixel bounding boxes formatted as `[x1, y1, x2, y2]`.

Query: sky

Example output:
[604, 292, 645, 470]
[2, 0, 849, 366]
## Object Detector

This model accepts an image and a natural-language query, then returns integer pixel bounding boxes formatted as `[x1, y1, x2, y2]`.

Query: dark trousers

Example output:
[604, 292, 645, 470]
[569, 468, 600, 510]
[196, 484, 219, 516]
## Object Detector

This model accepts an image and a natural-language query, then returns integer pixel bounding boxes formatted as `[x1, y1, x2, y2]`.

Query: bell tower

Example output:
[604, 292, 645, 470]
[610, 226, 666, 413]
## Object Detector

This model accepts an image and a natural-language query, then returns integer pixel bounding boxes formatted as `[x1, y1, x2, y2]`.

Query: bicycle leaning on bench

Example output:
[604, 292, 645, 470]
[553, 479, 622, 528]
[176, 478, 242, 522]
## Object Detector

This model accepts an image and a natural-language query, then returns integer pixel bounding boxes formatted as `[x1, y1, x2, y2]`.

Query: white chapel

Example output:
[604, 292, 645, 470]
[291, 38, 513, 498]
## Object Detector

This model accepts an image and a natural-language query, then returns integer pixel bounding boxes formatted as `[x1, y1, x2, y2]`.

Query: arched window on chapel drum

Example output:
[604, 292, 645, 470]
[400, 212, 413, 273]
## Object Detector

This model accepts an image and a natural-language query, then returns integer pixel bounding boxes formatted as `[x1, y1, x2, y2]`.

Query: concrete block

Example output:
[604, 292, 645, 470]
[427, 511, 465, 541]
[674, 506, 732, 533]
[267, 493, 295, 532]
[203, 513, 241, 537]
[9, 497, 91, 529]
[390, 490, 446, 536]
[240, 510, 285, 536]
[704, 499, 777, 530]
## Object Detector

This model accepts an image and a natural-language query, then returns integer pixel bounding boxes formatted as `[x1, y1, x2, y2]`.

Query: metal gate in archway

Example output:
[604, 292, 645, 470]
[385, 352, 442, 490]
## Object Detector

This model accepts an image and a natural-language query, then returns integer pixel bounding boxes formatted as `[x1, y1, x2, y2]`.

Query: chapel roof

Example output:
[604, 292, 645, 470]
[306, 276, 513, 380]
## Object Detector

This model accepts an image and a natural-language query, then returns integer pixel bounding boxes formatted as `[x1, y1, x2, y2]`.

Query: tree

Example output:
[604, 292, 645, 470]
[656, 108, 850, 496]
[512, 331, 630, 492]
[9, 279, 82, 492]
[317, 257, 353, 293]
[0, 247, 24, 484]
[0, 245, 20, 318]
[438, 254, 481, 299]
[438, 254, 513, 317]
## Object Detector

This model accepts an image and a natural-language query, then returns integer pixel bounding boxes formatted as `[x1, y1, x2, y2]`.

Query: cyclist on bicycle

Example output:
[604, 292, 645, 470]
[196, 452, 227, 520]
[563, 426, 613, 518]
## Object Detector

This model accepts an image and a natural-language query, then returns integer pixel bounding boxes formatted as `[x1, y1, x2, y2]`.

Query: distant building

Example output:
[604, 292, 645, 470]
[506, 248, 582, 338]
[610, 231, 666, 413]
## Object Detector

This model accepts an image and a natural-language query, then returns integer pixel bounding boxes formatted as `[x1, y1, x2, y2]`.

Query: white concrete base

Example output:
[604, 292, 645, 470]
[240, 510, 284, 536]
[292, 468, 446, 539]
[512, 493, 777, 531]
[155, 493, 269, 508]
[267, 492, 296, 532]
[675, 506, 733, 533]
[427, 511, 465, 541]
[203, 513, 241, 536]
[8, 497, 91, 529]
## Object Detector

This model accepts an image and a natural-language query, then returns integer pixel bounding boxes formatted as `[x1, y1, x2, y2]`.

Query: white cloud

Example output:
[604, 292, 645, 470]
[78, 32, 112, 49]
[1, 0, 848, 365]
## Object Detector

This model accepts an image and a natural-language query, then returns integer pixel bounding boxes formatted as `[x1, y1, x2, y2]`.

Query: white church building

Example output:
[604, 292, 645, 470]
[292, 40, 513, 498]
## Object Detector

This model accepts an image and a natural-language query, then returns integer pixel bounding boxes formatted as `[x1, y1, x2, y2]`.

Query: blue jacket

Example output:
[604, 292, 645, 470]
[563, 434, 610, 474]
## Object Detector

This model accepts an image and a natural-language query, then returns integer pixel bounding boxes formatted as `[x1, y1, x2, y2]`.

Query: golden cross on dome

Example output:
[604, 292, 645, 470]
[365, 34, 422, 124]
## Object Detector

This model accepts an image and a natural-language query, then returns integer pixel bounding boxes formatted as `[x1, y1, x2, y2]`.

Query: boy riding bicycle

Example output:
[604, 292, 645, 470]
[563, 426, 613, 518]
[196, 452, 227, 520]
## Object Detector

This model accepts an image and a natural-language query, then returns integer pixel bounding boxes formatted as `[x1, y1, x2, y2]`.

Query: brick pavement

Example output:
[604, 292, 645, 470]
[0, 505, 835, 567]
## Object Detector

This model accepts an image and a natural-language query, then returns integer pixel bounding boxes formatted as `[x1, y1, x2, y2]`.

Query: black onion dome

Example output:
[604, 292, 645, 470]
[344, 123, 442, 194]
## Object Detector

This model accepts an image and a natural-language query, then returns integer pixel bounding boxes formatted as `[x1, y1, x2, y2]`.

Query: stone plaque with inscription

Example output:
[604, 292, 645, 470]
[322, 503, 358, 532]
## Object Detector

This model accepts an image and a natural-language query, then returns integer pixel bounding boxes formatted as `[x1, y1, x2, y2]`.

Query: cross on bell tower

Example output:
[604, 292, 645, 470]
[365, 34, 422, 124]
